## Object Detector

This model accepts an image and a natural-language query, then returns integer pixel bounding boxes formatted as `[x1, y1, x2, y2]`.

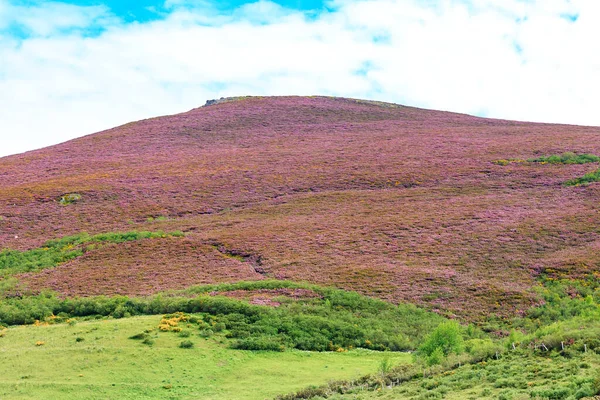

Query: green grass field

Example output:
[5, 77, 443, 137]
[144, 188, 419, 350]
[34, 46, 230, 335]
[0, 315, 410, 400]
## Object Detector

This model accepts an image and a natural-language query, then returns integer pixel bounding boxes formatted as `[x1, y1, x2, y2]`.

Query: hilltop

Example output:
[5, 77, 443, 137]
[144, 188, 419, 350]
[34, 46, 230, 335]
[1, 96, 600, 320]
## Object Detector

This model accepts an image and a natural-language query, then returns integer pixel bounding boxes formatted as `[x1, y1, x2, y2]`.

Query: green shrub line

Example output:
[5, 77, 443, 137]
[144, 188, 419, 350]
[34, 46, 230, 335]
[494, 152, 600, 186]
[0, 230, 184, 277]
[3, 276, 599, 355]
[528, 152, 600, 165]
[565, 168, 600, 186]
[0, 280, 447, 352]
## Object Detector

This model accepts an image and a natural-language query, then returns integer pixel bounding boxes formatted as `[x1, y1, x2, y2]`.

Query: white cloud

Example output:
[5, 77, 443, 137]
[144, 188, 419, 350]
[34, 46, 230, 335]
[1, 0, 600, 157]
[0, 1, 113, 36]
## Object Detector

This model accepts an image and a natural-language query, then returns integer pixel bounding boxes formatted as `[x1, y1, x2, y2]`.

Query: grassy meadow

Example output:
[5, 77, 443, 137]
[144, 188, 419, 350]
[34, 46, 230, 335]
[0, 315, 410, 400]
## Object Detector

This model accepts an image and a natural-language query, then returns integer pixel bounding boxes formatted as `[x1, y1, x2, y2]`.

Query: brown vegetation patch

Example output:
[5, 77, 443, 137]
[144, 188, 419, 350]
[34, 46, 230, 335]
[536, 239, 600, 280]
[19, 237, 263, 296]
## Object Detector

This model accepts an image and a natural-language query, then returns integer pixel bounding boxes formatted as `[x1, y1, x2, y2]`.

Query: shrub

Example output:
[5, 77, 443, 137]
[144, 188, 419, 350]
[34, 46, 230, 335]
[419, 321, 464, 360]
[179, 340, 194, 349]
[426, 347, 445, 366]
[199, 329, 214, 338]
[528, 153, 600, 165]
[565, 168, 600, 186]
[0, 280, 447, 354]
[129, 332, 148, 340]
[530, 386, 571, 399]
[497, 389, 515, 400]
[59, 193, 82, 205]
[213, 322, 226, 332]
[574, 383, 595, 399]
[379, 357, 393, 375]
[232, 337, 285, 352]
[594, 371, 600, 394]
[466, 339, 501, 362]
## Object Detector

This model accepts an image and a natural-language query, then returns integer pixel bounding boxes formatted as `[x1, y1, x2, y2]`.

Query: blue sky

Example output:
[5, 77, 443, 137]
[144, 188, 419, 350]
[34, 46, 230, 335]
[40, 0, 329, 22]
[1, 0, 600, 157]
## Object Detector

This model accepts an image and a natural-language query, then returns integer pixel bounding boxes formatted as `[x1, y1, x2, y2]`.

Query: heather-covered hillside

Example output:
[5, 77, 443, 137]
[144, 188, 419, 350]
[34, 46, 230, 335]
[2, 96, 600, 319]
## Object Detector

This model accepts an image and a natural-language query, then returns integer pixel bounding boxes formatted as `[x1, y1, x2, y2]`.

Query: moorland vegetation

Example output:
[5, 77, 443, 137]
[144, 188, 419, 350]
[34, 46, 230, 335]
[1, 97, 600, 399]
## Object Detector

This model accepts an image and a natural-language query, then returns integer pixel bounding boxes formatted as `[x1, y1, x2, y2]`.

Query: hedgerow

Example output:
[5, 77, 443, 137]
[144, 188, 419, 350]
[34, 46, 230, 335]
[0, 280, 446, 352]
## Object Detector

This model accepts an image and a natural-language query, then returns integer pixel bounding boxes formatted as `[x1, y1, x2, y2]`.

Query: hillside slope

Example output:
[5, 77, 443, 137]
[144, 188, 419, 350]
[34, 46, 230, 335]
[2, 96, 600, 319]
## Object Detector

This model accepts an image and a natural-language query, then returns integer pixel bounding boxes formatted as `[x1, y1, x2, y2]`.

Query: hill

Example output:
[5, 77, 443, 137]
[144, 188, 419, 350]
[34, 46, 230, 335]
[1, 96, 600, 320]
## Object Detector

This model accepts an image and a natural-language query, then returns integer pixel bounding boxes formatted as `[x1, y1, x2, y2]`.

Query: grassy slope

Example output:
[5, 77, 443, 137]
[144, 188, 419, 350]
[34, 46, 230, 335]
[276, 276, 600, 399]
[320, 352, 600, 400]
[0, 315, 410, 400]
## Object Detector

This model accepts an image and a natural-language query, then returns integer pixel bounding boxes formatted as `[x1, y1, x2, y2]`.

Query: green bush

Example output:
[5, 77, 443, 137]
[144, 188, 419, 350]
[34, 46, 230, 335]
[528, 153, 600, 165]
[0, 280, 446, 353]
[199, 329, 214, 338]
[419, 321, 464, 363]
[466, 339, 501, 362]
[426, 347, 445, 366]
[497, 389, 515, 400]
[594, 371, 600, 394]
[565, 168, 600, 186]
[59, 193, 82, 205]
[179, 340, 194, 349]
[574, 383, 596, 399]
[529, 386, 571, 399]
[379, 357, 393, 375]
[232, 337, 285, 352]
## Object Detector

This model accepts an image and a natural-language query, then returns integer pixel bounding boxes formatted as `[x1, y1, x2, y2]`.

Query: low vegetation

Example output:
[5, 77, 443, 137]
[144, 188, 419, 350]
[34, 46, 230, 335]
[495, 152, 600, 187]
[309, 352, 600, 400]
[527, 152, 600, 164]
[565, 168, 600, 186]
[277, 276, 600, 399]
[0, 280, 446, 352]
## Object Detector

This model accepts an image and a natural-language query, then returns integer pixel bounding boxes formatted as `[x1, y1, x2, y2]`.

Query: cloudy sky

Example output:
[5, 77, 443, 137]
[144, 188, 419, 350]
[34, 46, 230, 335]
[1, 0, 599, 157]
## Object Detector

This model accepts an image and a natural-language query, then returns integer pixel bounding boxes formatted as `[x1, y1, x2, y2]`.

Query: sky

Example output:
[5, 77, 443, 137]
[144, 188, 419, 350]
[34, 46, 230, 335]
[1, 0, 599, 157]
